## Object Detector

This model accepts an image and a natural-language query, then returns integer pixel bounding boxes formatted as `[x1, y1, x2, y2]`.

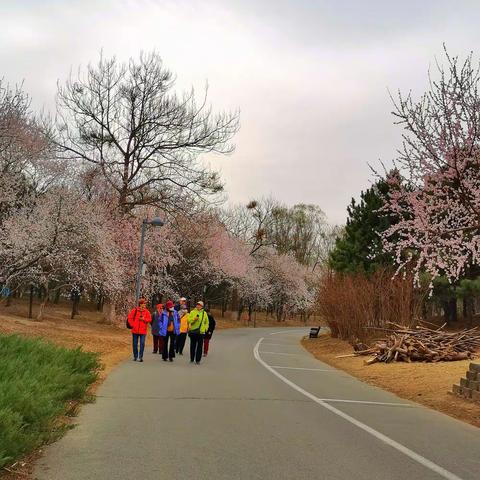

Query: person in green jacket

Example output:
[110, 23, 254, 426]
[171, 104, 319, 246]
[187, 301, 210, 364]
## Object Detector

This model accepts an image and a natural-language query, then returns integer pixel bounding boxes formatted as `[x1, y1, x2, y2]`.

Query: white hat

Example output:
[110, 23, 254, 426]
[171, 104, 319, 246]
[196, 300, 204, 307]
[180, 297, 187, 302]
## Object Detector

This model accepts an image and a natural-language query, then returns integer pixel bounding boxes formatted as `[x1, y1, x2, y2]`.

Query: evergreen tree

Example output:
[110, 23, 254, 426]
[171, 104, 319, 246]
[329, 174, 398, 273]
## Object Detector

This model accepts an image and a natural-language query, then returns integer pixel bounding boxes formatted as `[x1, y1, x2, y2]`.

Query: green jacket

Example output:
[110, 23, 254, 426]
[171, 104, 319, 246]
[187, 309, 210, 334]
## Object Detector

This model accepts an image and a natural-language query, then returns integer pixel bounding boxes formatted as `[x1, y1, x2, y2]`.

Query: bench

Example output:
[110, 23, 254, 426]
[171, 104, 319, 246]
[309, 326, 321, 338]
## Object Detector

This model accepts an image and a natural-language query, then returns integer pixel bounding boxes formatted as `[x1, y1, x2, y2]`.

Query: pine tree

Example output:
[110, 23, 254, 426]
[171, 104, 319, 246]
[329, 174, 397, 273]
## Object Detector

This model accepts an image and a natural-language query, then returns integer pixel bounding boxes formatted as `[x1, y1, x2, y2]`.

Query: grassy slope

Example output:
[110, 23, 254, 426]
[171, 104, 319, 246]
[0, 335, 99, 469]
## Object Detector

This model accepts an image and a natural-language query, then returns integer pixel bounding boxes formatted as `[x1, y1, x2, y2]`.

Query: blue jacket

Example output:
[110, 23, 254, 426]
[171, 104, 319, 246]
[159, 310, 180, 336]
[151, 311, 162, 336]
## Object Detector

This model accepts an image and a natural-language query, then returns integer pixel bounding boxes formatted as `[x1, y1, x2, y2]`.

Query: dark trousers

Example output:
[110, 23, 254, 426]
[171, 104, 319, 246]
[189, 333, 204, 363]
[162, 332, 176, 360]
[132, 333, 146, 360]
[152, 335, 163, 353]
[176, 332, 187, 354]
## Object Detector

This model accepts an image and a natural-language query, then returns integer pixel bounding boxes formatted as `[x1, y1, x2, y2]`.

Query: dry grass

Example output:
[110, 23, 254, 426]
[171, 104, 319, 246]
[318, 270, 425, 341]
[302, 333, 480, 429]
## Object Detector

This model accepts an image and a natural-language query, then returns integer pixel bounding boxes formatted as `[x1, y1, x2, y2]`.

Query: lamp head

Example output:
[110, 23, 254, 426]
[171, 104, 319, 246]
[148, 217, 164, 227]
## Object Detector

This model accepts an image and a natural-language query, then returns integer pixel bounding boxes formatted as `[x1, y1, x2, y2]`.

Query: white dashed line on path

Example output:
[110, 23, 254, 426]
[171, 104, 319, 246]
[254, 336, 464, 480]
[270, 366, 335, 372]
[259, 351, 308, 356]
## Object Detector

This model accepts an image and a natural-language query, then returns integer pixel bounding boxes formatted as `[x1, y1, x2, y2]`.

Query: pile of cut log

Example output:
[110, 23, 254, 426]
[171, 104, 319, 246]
[350, 323, 480, 365]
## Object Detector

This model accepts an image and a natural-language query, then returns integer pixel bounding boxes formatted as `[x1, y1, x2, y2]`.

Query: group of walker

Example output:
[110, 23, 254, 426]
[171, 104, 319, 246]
[127, 297, 216, 364]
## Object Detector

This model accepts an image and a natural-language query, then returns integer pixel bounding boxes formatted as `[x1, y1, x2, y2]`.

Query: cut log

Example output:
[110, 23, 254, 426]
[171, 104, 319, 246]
[350, 323, 480, 364]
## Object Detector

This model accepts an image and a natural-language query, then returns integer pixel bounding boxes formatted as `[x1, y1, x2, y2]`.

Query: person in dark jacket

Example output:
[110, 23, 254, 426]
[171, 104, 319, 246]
[174, 297, 187, 312]
[151, 303, 163, 354]
[203, 309, 216, 357]
[160, 300, 180, 362]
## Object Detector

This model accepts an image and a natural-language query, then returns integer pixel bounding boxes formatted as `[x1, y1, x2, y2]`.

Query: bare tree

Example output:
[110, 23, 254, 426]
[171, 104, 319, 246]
[55, 52, 239, 213]
[224, 199, 339, 269]
[223, 198, 279, 255]
[0, 81, 55, 223]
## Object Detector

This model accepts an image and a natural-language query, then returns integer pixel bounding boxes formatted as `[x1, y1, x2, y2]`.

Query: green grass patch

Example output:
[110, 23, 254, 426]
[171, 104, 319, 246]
[0, 334, 99, 468]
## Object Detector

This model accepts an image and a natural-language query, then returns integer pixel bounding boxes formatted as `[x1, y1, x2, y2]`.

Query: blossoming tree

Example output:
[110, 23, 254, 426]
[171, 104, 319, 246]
[383, 49, 480, 284]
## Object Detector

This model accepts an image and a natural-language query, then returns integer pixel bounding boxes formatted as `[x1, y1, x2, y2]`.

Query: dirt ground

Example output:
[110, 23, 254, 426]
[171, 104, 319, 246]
[302, 333, 480, 429]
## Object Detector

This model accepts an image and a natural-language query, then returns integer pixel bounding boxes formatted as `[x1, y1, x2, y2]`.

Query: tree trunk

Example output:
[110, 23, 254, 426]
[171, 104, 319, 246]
[28, 285, 34, 319]
[443, 297, 458, 325]
[421, 298, 428, 321]
[276, 304, 283, 322]
[96, 294, 104, 311]
[236, 300, 244, 322]
[54, 288, 61, 304]
[71, 297, 80, 319]
[36, 285, 49, 321]
[101, 301, 117, 324]
[221, 292, 229, 318]
[449, 297, 458, 323]
[463, 297, 475, 327]
[230, 288, 239, 312]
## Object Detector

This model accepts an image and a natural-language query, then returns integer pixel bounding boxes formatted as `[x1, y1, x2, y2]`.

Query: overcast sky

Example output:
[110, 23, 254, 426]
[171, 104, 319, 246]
[1, 0, 480, 223]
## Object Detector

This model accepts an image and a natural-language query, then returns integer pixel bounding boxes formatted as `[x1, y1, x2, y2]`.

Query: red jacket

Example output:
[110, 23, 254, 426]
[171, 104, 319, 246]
[127, 307, 152, 334]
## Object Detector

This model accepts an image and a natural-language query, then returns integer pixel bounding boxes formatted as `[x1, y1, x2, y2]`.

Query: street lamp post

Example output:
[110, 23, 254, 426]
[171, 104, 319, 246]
[135, 217, 164, 304]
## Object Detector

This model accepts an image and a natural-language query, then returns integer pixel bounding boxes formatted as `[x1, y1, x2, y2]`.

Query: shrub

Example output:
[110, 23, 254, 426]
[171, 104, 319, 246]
[317, 269, 426, 342]
[0, 334, 99, 468]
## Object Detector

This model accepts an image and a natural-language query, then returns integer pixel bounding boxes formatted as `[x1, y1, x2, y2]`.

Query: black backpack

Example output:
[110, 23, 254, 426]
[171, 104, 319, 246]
[126, 308, 139, 329]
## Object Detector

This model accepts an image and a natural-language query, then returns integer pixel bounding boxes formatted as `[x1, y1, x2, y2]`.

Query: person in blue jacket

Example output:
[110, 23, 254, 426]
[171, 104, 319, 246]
[160, 300, 180, 362]
[151, 303, 163, 354]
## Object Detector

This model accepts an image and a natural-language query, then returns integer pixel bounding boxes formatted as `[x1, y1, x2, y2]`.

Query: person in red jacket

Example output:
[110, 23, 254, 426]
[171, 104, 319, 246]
[127, 298, 152, 362]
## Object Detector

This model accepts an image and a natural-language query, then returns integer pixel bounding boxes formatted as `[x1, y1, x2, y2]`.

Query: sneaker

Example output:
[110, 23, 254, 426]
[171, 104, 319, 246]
[163, 358, 167, 362]
[139, 358, 143, 362]
[133, 358, 137, 362]
[169, 358, 173, 362]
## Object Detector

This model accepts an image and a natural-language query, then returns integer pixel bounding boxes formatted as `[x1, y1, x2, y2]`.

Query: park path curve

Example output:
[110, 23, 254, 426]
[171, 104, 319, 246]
[35, 328, 480, 480]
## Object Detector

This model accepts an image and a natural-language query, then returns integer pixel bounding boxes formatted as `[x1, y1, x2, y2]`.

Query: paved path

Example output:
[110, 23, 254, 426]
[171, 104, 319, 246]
[35, 328, 480, 480]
